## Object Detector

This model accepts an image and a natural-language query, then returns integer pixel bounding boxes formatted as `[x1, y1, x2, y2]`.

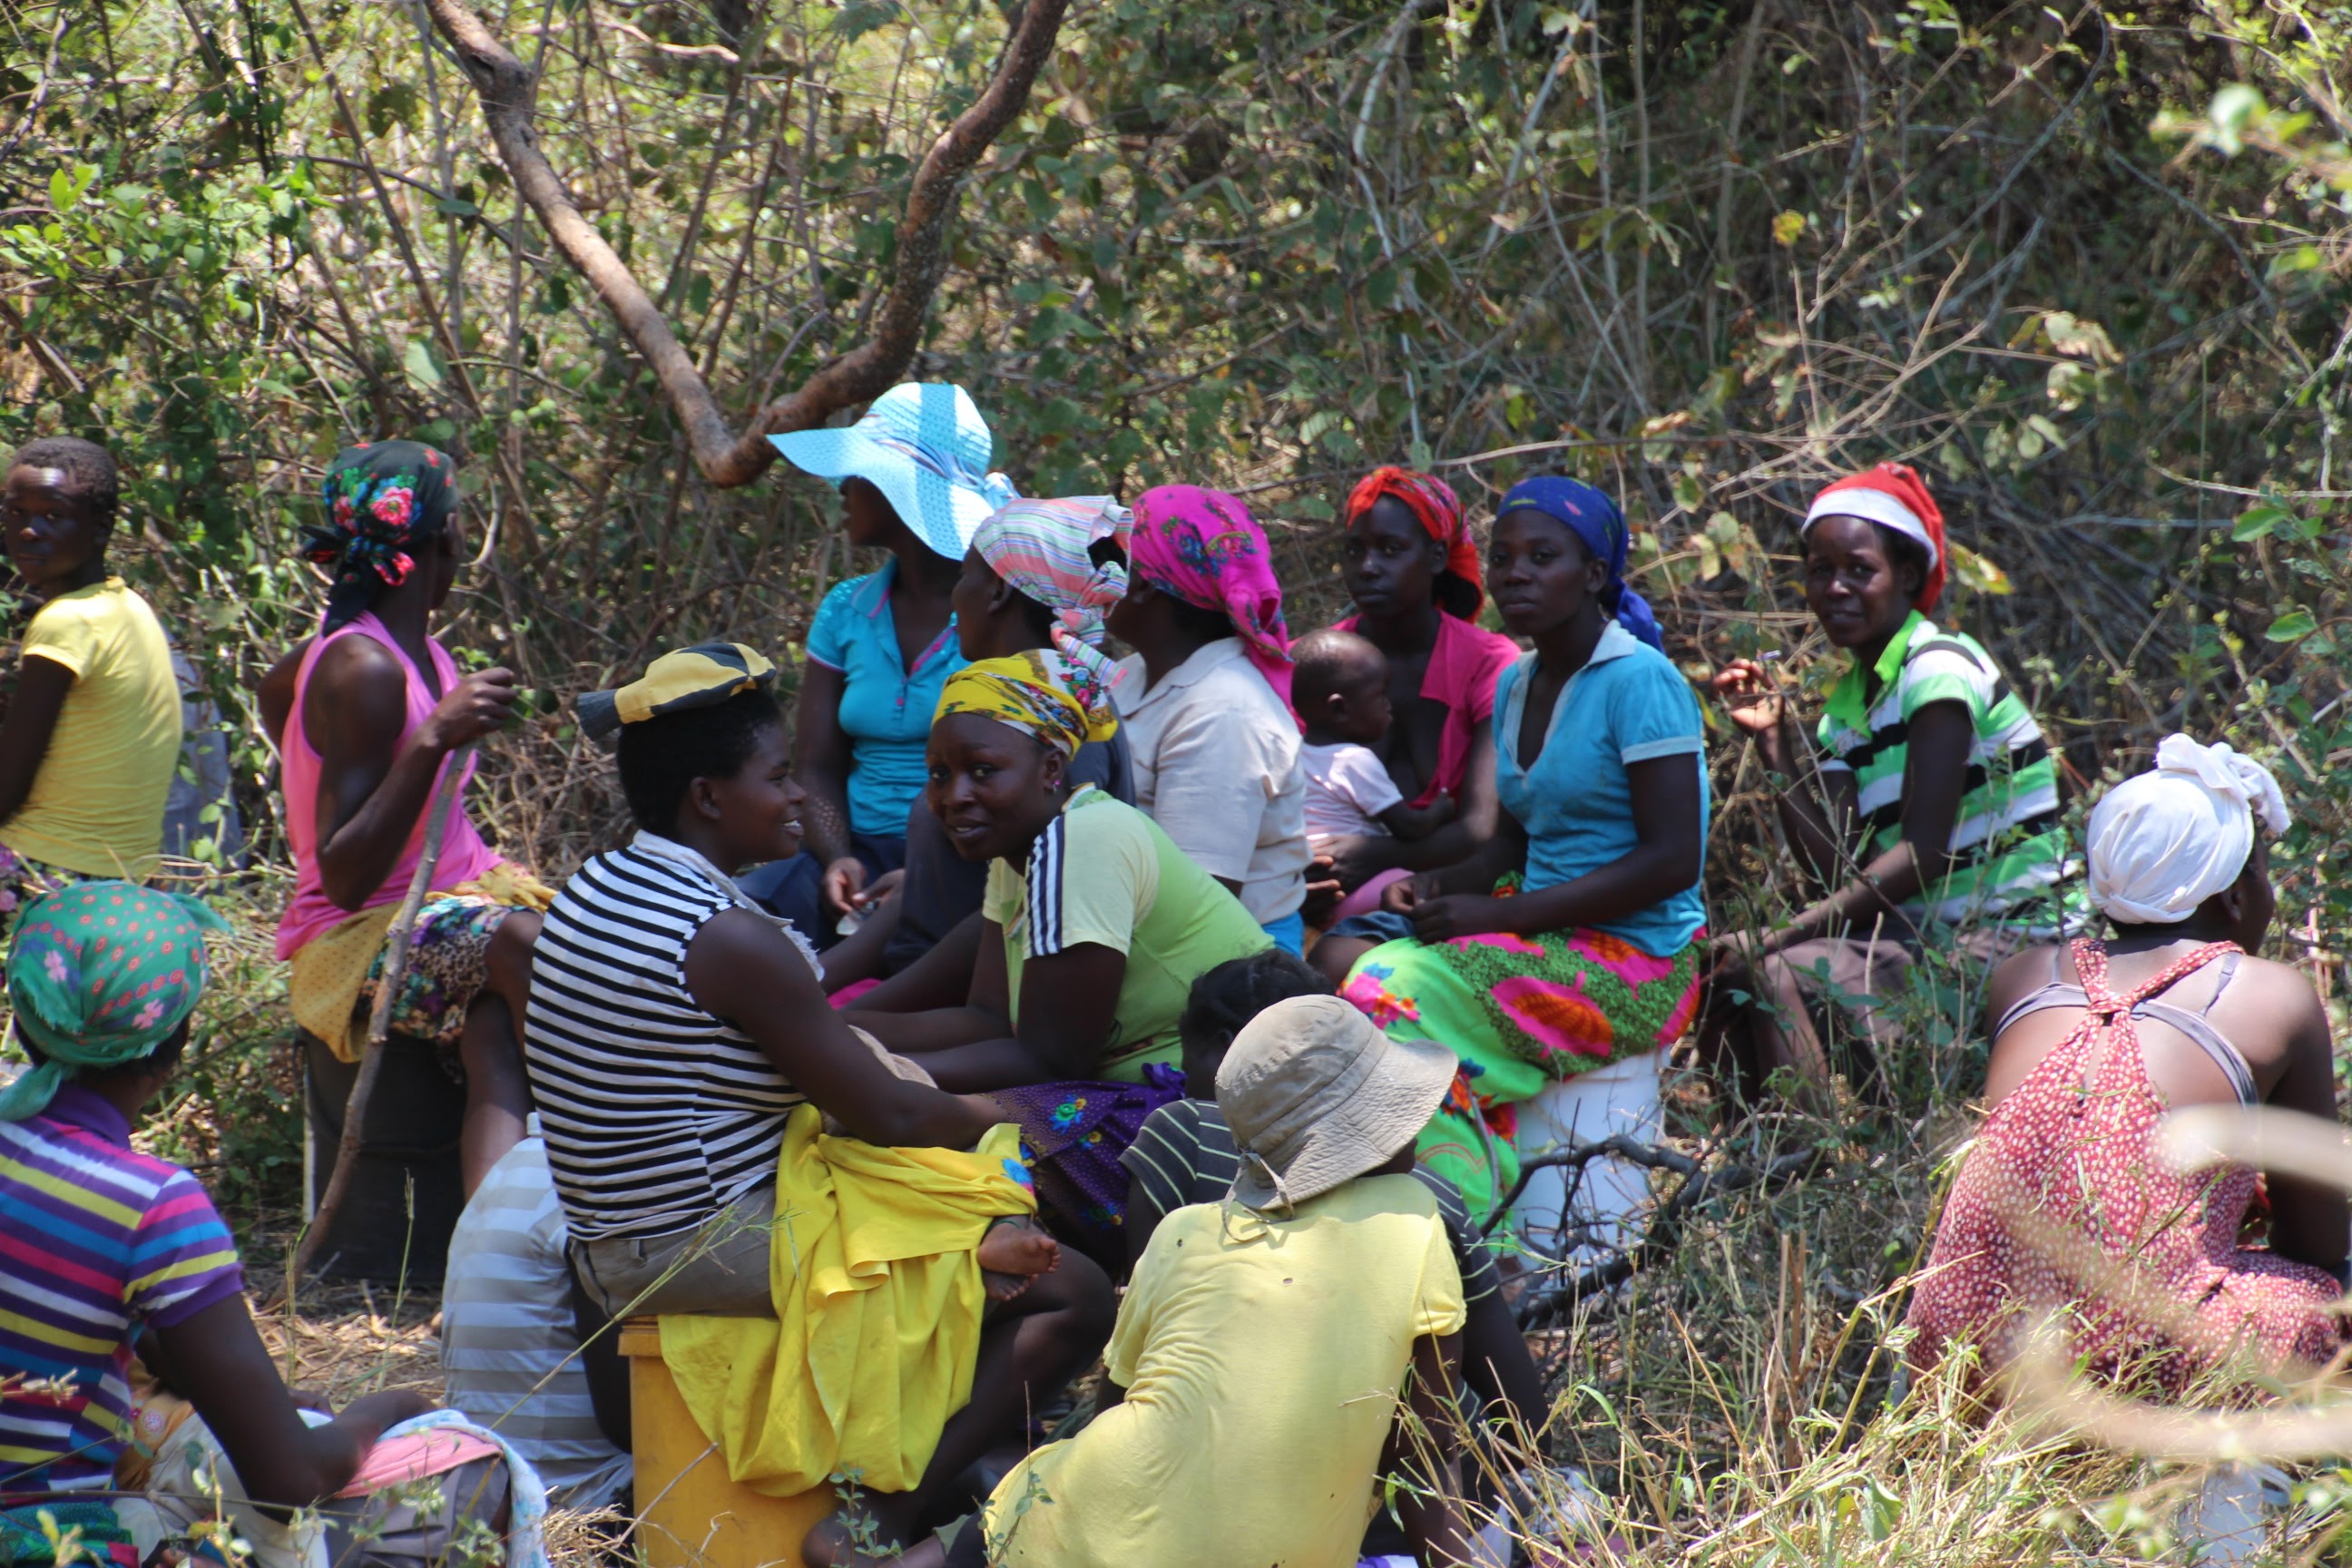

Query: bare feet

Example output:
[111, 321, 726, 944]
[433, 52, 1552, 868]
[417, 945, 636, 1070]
[975, 1214, 1061, 1303]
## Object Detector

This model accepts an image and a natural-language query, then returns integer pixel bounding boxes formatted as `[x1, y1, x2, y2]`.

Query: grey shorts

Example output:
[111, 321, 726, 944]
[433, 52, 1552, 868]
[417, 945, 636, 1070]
[570, 1182, 779, 1318]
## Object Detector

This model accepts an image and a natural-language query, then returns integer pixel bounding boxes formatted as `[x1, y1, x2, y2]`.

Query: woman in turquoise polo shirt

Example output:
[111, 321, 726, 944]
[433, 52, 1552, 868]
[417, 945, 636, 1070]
[745, 383, 1014, 944]
[1341, 477, 1710, 1240]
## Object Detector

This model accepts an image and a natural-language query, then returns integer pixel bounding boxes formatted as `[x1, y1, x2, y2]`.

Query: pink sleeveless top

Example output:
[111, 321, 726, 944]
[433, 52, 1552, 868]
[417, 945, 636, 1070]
[275, 613, 500, 957]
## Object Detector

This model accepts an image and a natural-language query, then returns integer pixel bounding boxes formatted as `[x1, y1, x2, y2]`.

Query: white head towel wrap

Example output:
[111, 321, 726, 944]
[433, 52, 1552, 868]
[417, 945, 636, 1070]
[2085, 734, 2288, 925]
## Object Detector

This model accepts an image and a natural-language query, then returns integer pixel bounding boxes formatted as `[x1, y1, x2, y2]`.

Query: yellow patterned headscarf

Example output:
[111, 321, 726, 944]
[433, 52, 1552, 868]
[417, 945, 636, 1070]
[933, 650, 1118, 758]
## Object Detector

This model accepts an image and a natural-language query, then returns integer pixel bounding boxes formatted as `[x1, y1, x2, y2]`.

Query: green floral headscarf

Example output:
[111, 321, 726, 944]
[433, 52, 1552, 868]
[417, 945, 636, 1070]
[0, 882, 223, 1122]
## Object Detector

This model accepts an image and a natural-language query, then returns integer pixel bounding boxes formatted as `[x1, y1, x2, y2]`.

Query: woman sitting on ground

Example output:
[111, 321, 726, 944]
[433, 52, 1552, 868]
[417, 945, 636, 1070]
[1308, 466, 1520, 983]
[257, 441, 544, 1193]
[1700, 465, 2079, 1102]
[520, 644, 1110, 1562]
[822, 495, 1136, 1004]
[850, 652, 1271, 1260]
[746, 383, 1014, 946]
[0, 882, 434, 1563]
[1906, 737, 2346, 1389]
[1125, 950, 1548, 1447]
[1105, 485, 1311, 954]
[1342, 477, 1710, 1246]
[939, 995, 1475, 1568]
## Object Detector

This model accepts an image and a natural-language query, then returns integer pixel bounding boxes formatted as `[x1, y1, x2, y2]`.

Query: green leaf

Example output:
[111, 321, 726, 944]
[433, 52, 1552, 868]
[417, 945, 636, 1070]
[1948, 541, 2014, 596]
[829, 1, 902, 44]
[2232, 503, 2295, 541]
[2208, 83, 2265, 156]
[402, 338, 444, 390]
[2266, 608, 2318, 642]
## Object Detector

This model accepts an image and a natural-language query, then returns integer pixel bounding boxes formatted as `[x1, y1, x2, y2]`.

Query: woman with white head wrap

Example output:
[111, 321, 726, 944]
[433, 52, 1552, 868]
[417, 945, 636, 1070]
[1906, 735, 2347, 1391]
[2086, 735, 2288, 926]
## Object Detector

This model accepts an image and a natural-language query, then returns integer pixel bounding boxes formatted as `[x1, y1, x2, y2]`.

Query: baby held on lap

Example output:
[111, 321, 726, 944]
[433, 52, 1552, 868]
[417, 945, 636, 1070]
[1292, 629, 1455, 922]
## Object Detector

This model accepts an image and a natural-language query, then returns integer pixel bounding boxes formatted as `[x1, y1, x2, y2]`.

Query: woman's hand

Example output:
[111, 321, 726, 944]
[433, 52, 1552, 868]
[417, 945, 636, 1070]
[1319, 833, 1398, 890]
[415, 667, 519, 755]
[822, 857, 869, 916]
[1407, 894, 1513, 944]
[1711, 659, 1787, 740]
[1381, 871, 1441, 916]
[1301, 852, 1345, 926]
[1707, 927, 1779, 978]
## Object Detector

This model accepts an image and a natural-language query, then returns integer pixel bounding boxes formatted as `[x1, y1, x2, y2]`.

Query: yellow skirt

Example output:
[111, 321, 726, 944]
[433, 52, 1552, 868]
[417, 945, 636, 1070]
[658, 1107, 1034, 1497]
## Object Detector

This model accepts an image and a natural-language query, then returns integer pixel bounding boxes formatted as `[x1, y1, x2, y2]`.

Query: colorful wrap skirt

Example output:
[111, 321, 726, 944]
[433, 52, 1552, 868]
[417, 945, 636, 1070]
[287, 864, 554, 1067]
[992, 1064, 1188, 1264]
[0, 845, 90, 928]
[1342, 921, 1705, 1225]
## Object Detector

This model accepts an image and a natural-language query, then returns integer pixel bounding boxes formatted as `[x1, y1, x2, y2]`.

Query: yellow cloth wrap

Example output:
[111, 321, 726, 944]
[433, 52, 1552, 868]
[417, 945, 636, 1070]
[658, 1108, 1034, 1498]
[286, 864, 555, 1063]
[933, 649, 1118, 757]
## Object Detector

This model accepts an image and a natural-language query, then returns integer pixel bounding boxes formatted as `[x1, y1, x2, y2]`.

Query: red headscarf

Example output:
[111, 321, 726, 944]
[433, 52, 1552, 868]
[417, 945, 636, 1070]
[1802, 463, 1947, 611]
[1344, 466, 1485, 617]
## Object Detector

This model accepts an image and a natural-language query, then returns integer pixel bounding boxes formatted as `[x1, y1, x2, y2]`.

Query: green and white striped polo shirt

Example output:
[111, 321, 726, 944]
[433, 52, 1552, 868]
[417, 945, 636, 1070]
[1815, 611, 2082, 929]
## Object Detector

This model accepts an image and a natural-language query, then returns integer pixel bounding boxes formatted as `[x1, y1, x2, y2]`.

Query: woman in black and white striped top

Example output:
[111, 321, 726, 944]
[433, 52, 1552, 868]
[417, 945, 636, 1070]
[524, 649, 1114, 1542]
[524, 672, 1009, 1312]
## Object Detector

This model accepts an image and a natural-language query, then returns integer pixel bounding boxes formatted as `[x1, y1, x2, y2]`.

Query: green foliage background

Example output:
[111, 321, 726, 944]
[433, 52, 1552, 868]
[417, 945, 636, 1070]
[8, 0, 2352, 1181]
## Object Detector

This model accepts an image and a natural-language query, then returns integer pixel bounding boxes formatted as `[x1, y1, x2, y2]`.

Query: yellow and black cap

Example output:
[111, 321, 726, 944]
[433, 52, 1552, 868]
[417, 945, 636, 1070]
[578, 642, 776, 744]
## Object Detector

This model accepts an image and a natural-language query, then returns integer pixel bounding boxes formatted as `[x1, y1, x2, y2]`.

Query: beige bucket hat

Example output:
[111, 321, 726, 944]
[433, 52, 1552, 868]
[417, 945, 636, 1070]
[1216, 995, 1458, 1211]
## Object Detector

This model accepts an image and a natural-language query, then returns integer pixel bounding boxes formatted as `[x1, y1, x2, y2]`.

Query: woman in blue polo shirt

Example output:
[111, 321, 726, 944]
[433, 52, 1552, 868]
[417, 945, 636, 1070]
[745, 384, 1014, 943]
[1342, 477, 1710, 1242]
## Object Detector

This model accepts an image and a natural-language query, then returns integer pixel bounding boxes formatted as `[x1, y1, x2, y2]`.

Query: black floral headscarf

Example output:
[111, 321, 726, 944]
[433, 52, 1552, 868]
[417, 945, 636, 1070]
[299, 440, 457, 632]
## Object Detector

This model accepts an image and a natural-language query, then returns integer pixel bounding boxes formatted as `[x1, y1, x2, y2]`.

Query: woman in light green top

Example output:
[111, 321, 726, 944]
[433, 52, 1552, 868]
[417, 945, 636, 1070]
[1701, 465, 2079, 1102]
[850, 651, 1270, 1259]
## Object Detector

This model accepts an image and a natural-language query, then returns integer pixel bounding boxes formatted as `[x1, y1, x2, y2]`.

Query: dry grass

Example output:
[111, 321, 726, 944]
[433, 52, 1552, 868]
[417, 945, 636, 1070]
[240, 1221, 448, 1406]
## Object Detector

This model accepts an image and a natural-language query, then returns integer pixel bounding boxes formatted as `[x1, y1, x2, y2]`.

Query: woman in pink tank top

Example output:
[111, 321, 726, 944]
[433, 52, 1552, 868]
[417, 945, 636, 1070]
[259, 442, 545, 1195]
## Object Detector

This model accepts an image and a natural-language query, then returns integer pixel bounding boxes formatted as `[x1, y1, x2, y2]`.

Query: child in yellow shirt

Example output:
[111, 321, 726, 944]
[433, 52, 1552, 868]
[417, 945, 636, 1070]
[0, 438, 181, 906]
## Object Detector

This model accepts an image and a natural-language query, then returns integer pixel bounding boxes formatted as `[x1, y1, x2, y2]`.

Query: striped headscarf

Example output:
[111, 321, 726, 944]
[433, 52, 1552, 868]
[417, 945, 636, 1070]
[1129, 485, 1293, 701]
[934, 650, 1119, 759]
[971, 497, 1133, 692]
[0, 882, 225, 1122]
[1344, 466, 1485, 618]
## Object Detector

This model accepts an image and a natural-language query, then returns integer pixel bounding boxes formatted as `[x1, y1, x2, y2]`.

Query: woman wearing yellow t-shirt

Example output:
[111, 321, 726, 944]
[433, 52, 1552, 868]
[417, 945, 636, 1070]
[928, 995, 1475, 1568]
[0, 438, 181, 906]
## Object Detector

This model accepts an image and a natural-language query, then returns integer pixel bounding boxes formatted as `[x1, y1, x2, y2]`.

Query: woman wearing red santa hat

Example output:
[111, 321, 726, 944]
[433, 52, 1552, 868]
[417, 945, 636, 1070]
[1699, 465, 2083, 1102]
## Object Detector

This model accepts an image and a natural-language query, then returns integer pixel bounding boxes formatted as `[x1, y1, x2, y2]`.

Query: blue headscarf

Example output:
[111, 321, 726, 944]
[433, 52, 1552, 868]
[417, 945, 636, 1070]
[1496, 477, 1663, 651]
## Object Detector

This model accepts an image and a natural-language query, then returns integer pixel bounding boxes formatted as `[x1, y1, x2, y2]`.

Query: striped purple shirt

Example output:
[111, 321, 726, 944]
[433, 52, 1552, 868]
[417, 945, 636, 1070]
[0, 1083, 243, 1494]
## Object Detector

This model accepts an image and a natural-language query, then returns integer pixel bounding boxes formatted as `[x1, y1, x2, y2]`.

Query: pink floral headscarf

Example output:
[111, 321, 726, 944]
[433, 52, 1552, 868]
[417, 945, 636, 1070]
[1129, 485, 1293, 700]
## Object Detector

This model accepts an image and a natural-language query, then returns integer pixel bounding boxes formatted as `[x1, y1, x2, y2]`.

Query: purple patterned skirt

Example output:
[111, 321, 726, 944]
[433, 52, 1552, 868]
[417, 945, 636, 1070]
[992, 1063, 1187, 1264]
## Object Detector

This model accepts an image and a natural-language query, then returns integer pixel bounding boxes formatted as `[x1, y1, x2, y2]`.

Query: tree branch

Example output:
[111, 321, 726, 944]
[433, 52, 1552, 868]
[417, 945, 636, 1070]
[419, 0, 1068, 487]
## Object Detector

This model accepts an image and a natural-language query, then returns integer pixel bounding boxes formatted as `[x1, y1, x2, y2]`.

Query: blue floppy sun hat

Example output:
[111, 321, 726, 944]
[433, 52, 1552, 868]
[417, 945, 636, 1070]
[767, 382, 1018, 559]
